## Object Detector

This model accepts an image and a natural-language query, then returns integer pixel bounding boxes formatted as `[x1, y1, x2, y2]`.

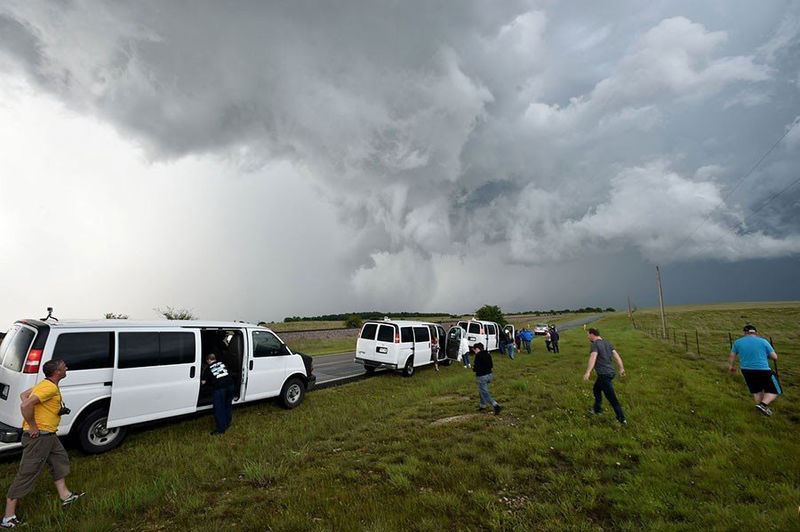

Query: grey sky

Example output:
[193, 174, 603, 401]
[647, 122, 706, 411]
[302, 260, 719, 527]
[1, 1, 798, 324]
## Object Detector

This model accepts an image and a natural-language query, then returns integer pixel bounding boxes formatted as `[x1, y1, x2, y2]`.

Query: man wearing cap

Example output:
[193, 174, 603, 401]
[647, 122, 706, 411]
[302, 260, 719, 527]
[729, 324, 780, 416]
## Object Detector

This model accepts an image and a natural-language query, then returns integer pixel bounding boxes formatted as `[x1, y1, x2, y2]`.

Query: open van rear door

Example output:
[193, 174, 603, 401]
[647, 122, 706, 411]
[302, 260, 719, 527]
[445, 327, 465, 361]
[107, 330, 201, 428]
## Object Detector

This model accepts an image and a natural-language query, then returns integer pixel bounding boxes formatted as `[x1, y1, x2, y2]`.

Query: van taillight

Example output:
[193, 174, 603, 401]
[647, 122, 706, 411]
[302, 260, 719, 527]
[480, 327, 485, 334]
[395, 333, 400, 343]
[24, 349, 43, 374]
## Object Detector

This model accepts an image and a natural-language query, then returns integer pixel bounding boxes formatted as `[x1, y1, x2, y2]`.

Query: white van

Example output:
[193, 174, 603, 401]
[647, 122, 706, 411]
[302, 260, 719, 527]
[355, 319, 446, 377]
[0, 318, 316, 454]
[455, 319, 502, 351]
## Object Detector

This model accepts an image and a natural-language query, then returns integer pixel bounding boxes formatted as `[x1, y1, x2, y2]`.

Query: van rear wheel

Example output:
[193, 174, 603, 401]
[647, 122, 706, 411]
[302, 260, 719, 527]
[364, 365, 376, 374]
[402, 356, 415, 377]
[279, 377, 305, 409]
[76, 408, 127, 454]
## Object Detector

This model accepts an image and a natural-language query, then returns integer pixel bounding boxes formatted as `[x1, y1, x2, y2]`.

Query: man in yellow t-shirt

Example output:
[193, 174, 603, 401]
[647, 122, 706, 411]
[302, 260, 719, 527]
[2, 359, 84, 529]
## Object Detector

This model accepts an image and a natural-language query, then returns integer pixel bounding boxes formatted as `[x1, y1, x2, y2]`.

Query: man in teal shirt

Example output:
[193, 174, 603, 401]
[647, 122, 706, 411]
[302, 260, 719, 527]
[729, 324, 780, 416]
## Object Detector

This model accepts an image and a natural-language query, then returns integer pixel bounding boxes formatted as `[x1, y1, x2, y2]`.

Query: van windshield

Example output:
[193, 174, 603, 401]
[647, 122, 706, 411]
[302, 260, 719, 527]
[0, 324, 35, 372]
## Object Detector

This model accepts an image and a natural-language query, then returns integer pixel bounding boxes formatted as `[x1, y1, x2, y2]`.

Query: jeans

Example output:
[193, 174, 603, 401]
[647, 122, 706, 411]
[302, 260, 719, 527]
[462, 351, 471, 367]
[213, 384, 235, 433]
[507, 343, 515, 359]
[593, 374, 625, 422]
[476, 373, 497, 408]
[551, 340, 559, 353]
[522, 340, 531, 354]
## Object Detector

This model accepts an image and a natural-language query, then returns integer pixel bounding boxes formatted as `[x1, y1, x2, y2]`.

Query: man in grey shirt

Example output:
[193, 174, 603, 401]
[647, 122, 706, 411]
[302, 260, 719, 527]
[583, 328, 627, 424]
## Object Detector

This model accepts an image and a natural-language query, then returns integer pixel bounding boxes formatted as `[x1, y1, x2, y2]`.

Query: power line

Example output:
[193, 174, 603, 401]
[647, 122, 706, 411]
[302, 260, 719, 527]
[673, 116, 800, 252]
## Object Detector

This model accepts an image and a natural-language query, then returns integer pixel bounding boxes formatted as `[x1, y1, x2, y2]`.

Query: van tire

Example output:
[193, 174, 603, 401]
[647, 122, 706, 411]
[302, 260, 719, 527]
[402, 356, 414, 377]
[75, 408, 127, 454]
[364, 365, 376, 374]
[279, 377, 305, 409]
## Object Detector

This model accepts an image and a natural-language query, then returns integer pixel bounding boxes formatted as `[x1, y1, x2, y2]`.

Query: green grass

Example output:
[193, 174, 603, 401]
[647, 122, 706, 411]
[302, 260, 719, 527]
[287, 336, 356, 356]
[2, 303, 799, 530]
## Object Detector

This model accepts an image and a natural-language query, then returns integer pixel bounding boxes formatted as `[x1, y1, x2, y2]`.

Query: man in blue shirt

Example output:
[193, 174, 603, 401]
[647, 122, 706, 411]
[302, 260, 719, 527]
[729, 324, 780, 416]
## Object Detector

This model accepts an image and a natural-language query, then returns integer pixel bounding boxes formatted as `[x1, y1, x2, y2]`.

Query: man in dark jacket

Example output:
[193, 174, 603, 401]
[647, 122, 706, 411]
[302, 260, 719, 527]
[550, 327, 560, 353]
[202, 353, 235, 435]
[472, 343, 501, 415]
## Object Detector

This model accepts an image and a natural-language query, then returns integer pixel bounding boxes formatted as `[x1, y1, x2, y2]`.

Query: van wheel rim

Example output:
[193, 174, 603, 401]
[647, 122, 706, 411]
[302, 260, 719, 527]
[287, 383, 302, 404]
[88, 417, 120, 446]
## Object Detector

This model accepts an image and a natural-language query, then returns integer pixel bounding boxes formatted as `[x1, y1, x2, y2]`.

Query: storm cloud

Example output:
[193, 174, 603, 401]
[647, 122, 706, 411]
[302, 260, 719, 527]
[1, 1, 799, 320]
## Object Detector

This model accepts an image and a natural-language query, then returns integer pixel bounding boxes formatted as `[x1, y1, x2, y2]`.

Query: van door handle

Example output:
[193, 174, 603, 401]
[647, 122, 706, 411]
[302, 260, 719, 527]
[249, 360, 254, 371]
[190, 367, 196, 379]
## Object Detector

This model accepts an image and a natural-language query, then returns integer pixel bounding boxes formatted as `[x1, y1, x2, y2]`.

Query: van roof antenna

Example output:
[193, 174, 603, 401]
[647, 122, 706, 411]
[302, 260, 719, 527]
[41, 307, 59, 322]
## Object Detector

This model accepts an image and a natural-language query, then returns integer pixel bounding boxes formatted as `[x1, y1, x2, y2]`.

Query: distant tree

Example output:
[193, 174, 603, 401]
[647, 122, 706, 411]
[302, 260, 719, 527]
[154, 306, 196, 320]
[104, 312, 128, 319]
[475, 304, 506, 326]
[344, 314, 363, 328]
[257, 321, 269, 327]
[604, 307, 616, 312]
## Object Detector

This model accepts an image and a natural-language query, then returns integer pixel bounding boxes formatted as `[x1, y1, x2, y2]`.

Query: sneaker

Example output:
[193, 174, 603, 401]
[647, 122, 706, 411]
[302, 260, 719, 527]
[1, 516, 24, 528]
[478, 406, 487, 412]
[618, 419, 627, 426]
[493, 404, 502, 415]
[61, 491, 85, 506]
[755, 403, 772, 417]
[587, 409, 601, 416]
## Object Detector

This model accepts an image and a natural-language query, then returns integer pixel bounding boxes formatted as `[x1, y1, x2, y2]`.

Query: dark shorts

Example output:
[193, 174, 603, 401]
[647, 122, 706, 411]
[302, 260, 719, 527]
[7, 433, 70, 500]
[741, 369, 782, 395]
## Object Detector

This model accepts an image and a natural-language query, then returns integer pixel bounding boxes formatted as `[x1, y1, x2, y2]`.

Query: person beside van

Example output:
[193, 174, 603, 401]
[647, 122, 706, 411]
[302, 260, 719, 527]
[520, 328, 533, 354]
[3, 359, 84, 529]
[201, 353, 235, 435]
[506, 329, 515, 360]
[430, 336, 440, 372]
[498, 330, 508, 356]
[472, 343, 501, 415]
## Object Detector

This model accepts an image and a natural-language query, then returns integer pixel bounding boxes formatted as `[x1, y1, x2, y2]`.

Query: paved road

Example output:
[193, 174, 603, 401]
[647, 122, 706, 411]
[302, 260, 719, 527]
[311, 314, 604, 388]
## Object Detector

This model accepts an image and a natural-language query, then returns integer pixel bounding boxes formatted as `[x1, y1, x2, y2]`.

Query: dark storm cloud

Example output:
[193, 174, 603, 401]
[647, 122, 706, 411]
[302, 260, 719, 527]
[1, 0, 799, 309]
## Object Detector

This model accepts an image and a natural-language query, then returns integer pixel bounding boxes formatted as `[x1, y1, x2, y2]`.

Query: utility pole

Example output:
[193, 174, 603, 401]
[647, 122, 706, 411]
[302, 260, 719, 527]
[656, 266, 667, 339]
[627, 294, 635, 328]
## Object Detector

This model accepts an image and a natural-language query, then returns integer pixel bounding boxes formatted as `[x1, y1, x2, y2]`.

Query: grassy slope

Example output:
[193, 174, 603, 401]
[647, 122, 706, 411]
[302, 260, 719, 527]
[3, 304, 799, 530]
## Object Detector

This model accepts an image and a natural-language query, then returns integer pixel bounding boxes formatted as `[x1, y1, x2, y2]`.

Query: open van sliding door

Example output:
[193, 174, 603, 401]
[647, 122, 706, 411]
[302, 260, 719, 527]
[107, 330, 201, 429]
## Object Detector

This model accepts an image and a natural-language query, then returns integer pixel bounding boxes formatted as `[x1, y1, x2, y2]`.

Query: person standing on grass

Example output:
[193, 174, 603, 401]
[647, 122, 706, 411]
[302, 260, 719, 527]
[550, 327, 560, 353]
[3, 360, 84, 529]
[729, 324, 780, 416]
[506, 329, 516, 360]
[201, 353, 235, 435]
[430, 335, 440, 372]
[584, 328, 626, 425]
[521, 328, 533, 354]
[472, 343, 501, 415]
[545, 328, 552, 352]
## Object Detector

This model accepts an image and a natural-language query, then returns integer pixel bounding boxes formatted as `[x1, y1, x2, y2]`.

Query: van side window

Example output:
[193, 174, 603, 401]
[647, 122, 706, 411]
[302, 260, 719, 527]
[118, 332, 195, 369]
[468, 323, 481, 334]
[376, 325, 395, 343]
[486, 324, 496, 335]
[400, 327, 413, 343]
[360, 323, 378, 339]
[252, 331, 284, 357]
[413, 327, 430, 342]
[0, 325, 35, 372]
[53, 332, 114, 370]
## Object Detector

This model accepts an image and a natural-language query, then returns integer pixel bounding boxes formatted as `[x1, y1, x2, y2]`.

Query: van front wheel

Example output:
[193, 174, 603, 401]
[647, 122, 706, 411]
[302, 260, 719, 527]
[279, 377, 305, 409]
[76, 408, 127, 454]
[402, 356, 415, 377]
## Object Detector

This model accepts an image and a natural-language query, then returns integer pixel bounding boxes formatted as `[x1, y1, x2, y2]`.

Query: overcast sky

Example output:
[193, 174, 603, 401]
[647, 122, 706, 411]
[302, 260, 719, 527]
[1, 1, 799, 324]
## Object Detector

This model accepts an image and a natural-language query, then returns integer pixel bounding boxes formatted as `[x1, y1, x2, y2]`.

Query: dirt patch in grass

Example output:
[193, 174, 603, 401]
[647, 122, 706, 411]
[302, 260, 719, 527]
[429, 414, 481, 426]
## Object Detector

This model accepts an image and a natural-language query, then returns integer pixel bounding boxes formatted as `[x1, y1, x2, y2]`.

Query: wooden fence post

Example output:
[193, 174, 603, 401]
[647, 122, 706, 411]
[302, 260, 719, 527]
[684, 332, 688, 352]
[695, 329, 700, 355]
[728, 332, 733, 349]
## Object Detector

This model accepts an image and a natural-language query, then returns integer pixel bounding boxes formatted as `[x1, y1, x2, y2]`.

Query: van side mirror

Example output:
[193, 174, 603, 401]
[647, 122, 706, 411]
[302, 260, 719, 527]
[279, 344, 291, 356]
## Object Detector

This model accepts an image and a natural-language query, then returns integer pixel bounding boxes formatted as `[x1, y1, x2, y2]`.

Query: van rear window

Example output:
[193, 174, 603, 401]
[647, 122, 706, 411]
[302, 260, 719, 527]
[118, 332, 195, 368]
[0, 325, 35, 372]
[468, 323, 481, 334]
[360, 323, 378, 339]
[53, 332, 114, 371]
[377, 325, 395, 343]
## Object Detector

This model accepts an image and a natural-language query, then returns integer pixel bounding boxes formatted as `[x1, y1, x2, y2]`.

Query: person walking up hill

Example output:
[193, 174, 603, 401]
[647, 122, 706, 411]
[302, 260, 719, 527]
[584, 328, 626, 425]
[729, 324, 780, 416]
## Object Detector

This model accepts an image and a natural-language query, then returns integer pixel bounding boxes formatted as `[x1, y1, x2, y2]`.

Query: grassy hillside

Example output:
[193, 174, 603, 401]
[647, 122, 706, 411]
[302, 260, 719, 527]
[1, 303, 798, 530]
